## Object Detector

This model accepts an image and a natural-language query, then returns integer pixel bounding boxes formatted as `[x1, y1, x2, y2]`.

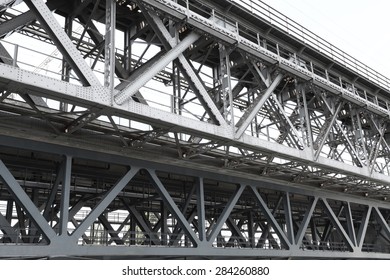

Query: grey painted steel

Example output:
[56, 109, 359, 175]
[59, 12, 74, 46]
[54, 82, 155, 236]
[235, 73, 284, 138]
[0, 0, 61, 37]
[59, 155, 72, 236]
[1, 134, 390, 208]
[345, 202, 357, 247]
[104, 0, 116, 105]
[146, 0, 390, 117]
[70, 167, 139, 242]
[98, 215, 124, 245]
[207, 185, 245, 245]
[320, 198, 355, 251]
[142, 10, 227, 126]
[283, 193, 294, 245]
[2, 63, 390, 187]
[196, 178, 206, 242]
[0, 0, 390, 260]
[0, 0, 388, 188]
[250, 186, 291, 249]
[25, 0, 100, 86]
[0, 137, 389, 258]
[0, 243, 390, 259]
[114, 32, 200, 105]
[373, 207, 390, 238]
[121, 199, 162, 245]
[147, 170, 200, 246]
[0, 160, 57, 242]
[295, 197, 318, 246]
[0, 211, 17, 242]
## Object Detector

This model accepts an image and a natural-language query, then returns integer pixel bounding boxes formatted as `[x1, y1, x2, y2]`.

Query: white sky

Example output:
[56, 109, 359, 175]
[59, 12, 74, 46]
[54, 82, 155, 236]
[260, 0, 390, 78]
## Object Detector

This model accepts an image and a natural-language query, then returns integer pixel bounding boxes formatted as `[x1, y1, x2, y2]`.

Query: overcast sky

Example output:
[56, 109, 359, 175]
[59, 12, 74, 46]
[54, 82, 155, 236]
[259, 0, 390, 78]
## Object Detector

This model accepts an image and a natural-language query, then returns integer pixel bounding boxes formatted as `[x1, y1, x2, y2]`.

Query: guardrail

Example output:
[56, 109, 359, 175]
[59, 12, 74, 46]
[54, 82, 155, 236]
[151, 0, 390, 119]
[231, 0, 390, 92]
[2, 228, 388, 253]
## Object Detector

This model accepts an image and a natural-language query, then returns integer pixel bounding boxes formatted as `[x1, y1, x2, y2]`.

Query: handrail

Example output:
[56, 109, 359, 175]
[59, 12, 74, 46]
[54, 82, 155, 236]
[151, 0, 390, 120]
[231, 0, 390, 92]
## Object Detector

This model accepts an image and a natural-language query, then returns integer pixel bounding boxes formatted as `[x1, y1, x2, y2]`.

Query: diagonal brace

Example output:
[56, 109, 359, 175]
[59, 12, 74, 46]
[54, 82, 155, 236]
[146, 169, 200, 246]
[250, 186, 291, 249]
[235, 73, 284, 138]
[321, 198, 355, 251]
[25, 0, 100, 86]
[0, 159, 57, 242]
[114, 32, 199, 105]
[208, 185, 245, 244]
[70, 167, 139, 242]
[139, 7, 226, 126]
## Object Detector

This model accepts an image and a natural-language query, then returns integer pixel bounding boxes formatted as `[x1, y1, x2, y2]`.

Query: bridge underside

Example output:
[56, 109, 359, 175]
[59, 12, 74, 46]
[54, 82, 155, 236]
[0, 0, 390, 259]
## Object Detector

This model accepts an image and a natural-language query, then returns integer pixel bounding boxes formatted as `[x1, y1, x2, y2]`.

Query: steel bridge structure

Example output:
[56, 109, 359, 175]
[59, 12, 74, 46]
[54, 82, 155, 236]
[0, 0, 390, 259]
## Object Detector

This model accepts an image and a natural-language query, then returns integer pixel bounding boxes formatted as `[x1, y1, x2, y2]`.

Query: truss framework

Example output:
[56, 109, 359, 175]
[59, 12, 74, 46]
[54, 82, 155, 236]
[0, 0, 390, 258]
[0, 136, 389, 259]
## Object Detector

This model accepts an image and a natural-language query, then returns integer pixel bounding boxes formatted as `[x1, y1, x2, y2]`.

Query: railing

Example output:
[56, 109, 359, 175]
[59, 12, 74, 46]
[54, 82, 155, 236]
[2, 228, 389, 253]
[231, 0, 390, 92]
[301, 240, 390, 253]
[154, 0, 390, 118]
[300, 240, 350, 252]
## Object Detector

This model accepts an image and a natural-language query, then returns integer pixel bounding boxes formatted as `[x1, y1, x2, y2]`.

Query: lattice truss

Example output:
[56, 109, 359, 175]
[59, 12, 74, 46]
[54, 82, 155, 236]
[0, 141, 389, 258]
[0, 0, 390, 258]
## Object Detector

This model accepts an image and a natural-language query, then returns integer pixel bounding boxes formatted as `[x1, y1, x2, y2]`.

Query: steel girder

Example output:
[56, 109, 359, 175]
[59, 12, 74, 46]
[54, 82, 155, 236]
[0, 3, 388, 195]
[0, 0, 390, 258]
[0, 136, 389, 259]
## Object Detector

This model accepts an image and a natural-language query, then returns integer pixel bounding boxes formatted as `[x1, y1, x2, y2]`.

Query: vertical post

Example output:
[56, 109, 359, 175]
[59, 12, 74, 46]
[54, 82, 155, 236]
[248, 211, 255, 248]
[59, 155, 72, 236]
[284, 193, 294, 245]
[12, 44, 18, 67]
[172, 64, 181, 115]
[345, 202, 357, 247]
[130, 216, 136, 245]
[105, 0, 116, 105]
[170, 20, 180, 115]
[301, 86, 314, 150]
[124, 27, 134, 73]
[62, 15, 72, 82]
[61, 15, 72, 112]
[161, 201, 168, 245]
[219, 44, 234, 128]
[196, 177, 206, 242]
[236, 22, 239, 41]
[6, 200, 13, 224]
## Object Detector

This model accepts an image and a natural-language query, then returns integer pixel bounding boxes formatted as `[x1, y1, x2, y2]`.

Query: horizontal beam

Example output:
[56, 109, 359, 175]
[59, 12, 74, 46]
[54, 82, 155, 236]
[1, 134, 389, 210]
[0, 243, 388, 259]
[0, 64, 389, 187]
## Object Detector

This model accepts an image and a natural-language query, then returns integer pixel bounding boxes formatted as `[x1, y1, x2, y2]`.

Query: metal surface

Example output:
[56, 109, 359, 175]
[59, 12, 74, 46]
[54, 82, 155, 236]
[0, 0, 389, 259]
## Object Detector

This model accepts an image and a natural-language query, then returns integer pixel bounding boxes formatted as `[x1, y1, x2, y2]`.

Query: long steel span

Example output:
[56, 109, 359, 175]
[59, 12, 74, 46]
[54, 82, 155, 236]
[0, 0, 389, 259]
